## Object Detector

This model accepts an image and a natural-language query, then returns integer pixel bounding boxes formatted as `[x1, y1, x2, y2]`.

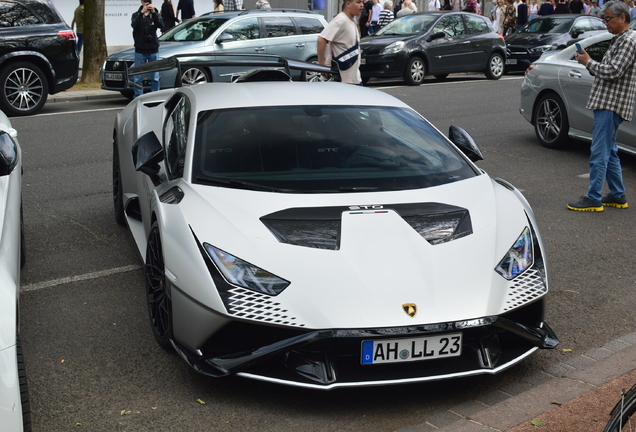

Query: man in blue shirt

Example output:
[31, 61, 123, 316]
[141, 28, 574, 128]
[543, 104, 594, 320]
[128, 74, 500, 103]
[177, 0, 195, 20]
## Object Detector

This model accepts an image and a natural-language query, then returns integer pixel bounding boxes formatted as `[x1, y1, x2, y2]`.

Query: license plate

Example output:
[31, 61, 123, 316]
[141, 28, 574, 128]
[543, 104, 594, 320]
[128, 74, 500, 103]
[360, 58, 366, 65]
[505, 59, 517, 65]
[361, 333, 462, 365]
[104, 72, 124, 81]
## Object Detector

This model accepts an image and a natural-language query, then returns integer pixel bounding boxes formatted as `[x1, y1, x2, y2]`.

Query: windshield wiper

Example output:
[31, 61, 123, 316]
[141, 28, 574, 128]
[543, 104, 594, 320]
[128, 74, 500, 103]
[196, 175, 294, 192]
[339, 186, 379, 192]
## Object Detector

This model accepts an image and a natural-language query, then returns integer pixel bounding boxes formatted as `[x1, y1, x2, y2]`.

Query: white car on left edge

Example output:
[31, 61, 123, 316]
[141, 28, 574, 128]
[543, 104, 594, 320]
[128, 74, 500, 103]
[0, 110, 30, 430]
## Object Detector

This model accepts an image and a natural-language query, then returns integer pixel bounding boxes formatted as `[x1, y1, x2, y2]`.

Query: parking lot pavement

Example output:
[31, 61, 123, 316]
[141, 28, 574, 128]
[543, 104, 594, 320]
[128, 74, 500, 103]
[42, 87, 636, 432]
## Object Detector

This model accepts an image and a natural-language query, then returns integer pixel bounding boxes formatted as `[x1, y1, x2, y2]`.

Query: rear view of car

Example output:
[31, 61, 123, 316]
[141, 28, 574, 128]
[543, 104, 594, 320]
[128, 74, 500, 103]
[0, 0, 79, 116]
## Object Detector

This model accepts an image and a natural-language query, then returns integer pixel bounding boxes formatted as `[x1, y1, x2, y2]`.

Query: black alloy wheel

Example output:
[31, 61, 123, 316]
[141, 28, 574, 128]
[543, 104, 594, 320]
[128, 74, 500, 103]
[112, 137, 126, 226]
[403, 56, 426, 86]
[17, 336, 32, 432]
[485, 52, 504, 80]
[534, 93, 570, 149]
[0, 62, 49, 116]
[145, 222, 173, 349]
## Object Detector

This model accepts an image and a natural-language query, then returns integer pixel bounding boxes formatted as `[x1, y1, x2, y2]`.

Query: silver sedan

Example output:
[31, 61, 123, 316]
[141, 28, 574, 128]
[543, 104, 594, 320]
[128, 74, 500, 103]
[520, 31, 636, 155]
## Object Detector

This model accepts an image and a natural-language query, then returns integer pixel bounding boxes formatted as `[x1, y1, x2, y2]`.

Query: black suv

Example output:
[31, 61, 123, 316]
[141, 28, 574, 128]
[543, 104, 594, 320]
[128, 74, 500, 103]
[0, 0, 79, 116]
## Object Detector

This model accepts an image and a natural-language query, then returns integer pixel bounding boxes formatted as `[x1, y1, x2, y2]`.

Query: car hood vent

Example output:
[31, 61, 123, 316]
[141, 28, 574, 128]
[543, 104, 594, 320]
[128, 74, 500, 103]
[260, 203, 472, 250]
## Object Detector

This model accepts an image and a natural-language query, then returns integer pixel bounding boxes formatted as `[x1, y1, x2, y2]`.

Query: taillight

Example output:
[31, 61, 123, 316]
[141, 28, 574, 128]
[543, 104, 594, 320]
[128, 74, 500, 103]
[58, 30, 77, 41]
[524, 64, 536, 76]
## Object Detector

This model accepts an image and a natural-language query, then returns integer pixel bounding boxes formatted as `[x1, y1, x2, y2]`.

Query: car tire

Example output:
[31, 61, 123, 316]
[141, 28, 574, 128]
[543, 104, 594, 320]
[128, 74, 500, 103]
[0, 62, 49, 116]
[485, 52, 504, 80]
[120, 90, 134, 100]
[16, 336, 32, 432]
[112, 136, 126, 226]
[300, 57, 322, 82]
[145, 221, 173, 349]
[403, 56, 426, 86]
[534, 93, 570, 149]
[178, 67, 210, 87]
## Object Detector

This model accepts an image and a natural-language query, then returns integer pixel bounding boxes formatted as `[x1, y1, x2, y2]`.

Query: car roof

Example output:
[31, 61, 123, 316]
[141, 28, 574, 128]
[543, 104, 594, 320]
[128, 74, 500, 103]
[176, 82, 411, 112]
[198, 9, 326, 20]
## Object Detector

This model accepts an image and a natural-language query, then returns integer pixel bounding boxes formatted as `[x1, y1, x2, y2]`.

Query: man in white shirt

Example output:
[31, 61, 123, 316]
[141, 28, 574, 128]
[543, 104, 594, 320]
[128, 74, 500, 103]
[317, 0, 365, 84]
[428, 0, 441, 10]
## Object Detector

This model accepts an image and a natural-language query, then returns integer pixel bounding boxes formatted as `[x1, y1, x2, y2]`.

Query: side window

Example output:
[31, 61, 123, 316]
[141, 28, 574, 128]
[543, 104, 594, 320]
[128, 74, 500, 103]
[0, 1, 41, 27]
[294, 17, 325, 35]
[586, 39, 611, 63]
[589, 18, 606, 31]
[433, 15, 465, 37]
[223, 17, 260, 41]
[262, 16, 297, 38]
[572, 17, 592, 33]
[163, 95, 191, 180]
[464, 15, 489, 35]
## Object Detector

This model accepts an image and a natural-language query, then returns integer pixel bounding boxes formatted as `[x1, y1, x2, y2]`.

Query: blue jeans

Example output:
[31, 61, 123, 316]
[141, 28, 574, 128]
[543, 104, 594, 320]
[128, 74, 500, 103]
[133, 51, 160, 98]
[586, 109, 625, 202]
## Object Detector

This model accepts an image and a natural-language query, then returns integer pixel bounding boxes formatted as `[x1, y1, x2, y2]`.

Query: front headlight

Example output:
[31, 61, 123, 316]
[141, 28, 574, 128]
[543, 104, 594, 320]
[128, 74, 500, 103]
[204, 243, 290, 295]
[380, 41, 406, 55]
[529, 45, 554, 54]
[495, 227, 533, 280]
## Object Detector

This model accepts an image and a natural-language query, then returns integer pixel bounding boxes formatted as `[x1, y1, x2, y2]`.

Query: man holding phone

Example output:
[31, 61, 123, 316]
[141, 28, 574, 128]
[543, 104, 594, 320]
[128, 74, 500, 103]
[131, 0, 164, 98]
[568, 0, 636, 211]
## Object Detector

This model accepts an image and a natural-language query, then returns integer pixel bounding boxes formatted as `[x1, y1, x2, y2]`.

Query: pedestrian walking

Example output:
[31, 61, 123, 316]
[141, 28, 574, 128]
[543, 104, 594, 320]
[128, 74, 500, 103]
[71, 0, 84, 56]
[161, 0, 179, 33]
[378, 1, 394, 28]
[176, 0, 195, 20]
[317, 0, 364, 85]
[568, 0, 636, 211]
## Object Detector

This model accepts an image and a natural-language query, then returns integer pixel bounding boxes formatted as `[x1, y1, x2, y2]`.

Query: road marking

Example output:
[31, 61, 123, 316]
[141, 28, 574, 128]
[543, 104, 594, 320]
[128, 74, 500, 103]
[21, 264, 143, 292]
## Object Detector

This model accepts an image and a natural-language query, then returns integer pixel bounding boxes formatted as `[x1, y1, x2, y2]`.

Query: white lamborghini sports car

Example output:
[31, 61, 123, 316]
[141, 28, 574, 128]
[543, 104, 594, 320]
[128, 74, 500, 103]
[0, 110, 30, 429]
[113, 55, 559, 389]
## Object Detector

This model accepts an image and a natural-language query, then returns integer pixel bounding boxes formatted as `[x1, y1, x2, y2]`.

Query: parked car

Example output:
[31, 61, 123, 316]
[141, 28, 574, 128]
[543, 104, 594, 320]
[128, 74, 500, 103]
[0, 110, 29, 430]
[0, 0, 79, 116]
[360, 12, 506, 85]
[111, 54, 559, 389]
[505, 14, 605, 72]
[520, 31, 636, 153]
[101, 9, 327, 97]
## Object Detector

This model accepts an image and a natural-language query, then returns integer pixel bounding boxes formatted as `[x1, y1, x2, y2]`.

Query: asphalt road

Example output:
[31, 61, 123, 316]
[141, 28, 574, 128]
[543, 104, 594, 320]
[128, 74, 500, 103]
[11, 75, 636, 431]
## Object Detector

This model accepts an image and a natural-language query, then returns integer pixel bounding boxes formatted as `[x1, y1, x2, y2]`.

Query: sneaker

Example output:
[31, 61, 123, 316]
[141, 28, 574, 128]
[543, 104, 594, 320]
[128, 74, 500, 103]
[602, 194, 629, 209]
[567, 196, 604, 212]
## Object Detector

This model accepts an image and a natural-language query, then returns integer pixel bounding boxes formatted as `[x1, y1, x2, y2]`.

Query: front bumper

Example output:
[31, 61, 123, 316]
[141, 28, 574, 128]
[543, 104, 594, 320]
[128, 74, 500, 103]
[505, 49, 541, 71]
[360, 53, 407, 78]
[171, 299, 558, 389]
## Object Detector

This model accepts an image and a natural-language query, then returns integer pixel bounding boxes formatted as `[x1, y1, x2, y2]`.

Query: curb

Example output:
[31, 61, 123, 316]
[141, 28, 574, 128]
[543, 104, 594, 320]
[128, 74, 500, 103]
[48, 90, 125, 103]
[398, 332, 636, 431]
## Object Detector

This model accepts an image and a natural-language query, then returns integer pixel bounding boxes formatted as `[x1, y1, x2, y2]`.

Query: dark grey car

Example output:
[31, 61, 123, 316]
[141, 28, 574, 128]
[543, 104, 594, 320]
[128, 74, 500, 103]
[360, 12, 506, 86]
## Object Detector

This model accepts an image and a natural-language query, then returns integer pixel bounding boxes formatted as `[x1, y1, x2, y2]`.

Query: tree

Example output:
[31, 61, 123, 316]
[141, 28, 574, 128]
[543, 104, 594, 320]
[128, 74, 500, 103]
[81, 0, 108, 83]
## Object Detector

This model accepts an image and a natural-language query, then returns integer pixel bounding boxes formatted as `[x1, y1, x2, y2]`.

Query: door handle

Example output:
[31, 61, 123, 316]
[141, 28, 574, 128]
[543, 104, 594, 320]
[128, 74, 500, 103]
[295, 43, 305, 48]
[568, 70, 582, 78]
[254, 47, 265, 52]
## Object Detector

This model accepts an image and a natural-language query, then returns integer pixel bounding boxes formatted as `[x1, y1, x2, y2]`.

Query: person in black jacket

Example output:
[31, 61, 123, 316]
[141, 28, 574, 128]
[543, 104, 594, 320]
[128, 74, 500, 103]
[131, 0, 164, 98]
[161, 0, 179, 33]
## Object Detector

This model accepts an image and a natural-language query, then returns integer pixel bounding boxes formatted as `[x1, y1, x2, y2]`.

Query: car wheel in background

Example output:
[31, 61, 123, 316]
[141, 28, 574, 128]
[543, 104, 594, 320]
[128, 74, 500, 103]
[300, 57, 322, 82]
[112, 138, 126, 226]
[0, 62, 49, 116]
[403, 56, 426, 86]
[145, 222, 173, 349]
[178, 67, 210, 87]
[17, 336, 32, 432]
[534, 93, 570, 149]
[485, 52, 504, 80]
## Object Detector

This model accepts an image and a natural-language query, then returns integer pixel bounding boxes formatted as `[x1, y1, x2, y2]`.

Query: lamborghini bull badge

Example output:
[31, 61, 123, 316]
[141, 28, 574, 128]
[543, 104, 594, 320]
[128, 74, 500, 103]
[402, 303, 417, 318]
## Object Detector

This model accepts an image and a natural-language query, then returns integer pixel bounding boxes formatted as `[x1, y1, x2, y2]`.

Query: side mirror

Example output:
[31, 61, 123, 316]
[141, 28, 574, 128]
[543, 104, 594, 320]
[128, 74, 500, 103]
[216, 33, 234, 44]
[132, 131, 164, 184]
[0, 132, 18, 176]
[448, 125, 483, 162]
[427, 31, 445, 42]
[571, 30, 582, 38]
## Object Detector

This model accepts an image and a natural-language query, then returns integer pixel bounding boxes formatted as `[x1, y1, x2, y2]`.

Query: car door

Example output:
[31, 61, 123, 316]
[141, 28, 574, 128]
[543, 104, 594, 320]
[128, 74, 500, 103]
[425, 14, 472, 73]
[262, 15, 306, 60]
[462, 14, 495, 70]
[210, 16, 265, 80]
[292, 16, 326, 61]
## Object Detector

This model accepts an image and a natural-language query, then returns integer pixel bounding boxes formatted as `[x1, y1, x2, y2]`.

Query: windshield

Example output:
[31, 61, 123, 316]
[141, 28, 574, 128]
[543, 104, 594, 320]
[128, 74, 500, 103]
[374, 15, 437, 36]
[192, 106, 478, 193]
[519, 17, 573, 34]
[160, 18, 228, 42]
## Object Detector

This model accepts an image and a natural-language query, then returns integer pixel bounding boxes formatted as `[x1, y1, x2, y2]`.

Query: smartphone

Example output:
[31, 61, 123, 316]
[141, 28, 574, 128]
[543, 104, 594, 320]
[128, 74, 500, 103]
[575, 43, 583, 54]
